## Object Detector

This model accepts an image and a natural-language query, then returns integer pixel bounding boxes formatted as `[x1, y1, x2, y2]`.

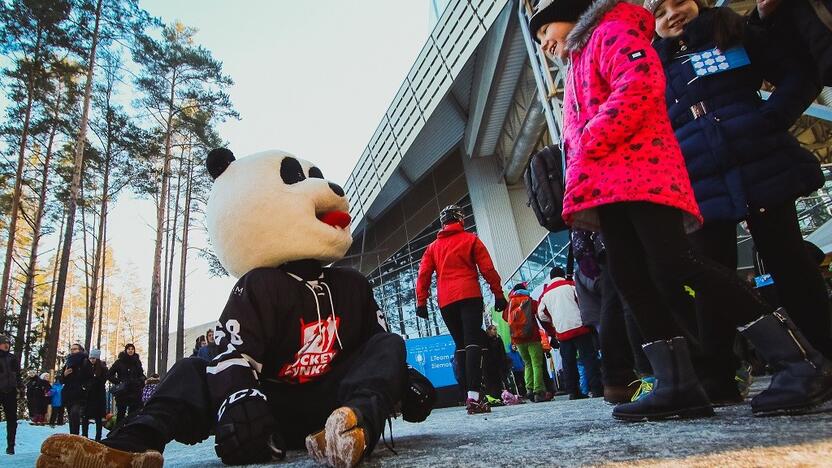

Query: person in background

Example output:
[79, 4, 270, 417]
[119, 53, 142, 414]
[504, 283, 550, 403]
[648, 0, 830, 406]
[197, 329, 221, 362]
[571, 229, 650, 404]
[415, 204, 507, 414]
[752, 0, 832, 85]
[191, 335, 206, 358]
[142, 374, 160, 404]
[26, 370, 51, 425]
[0, 334, 21, 454]
[61, 343, 93, 436]
[529, 0, 831, 421]
[482, 324, 511, 400]
[49, 375, 65, 427]
[538, 267, 603, 400]
[107, 343, 146, 425]
[508, 345, 527, 397]
[85, 349, 109, 441]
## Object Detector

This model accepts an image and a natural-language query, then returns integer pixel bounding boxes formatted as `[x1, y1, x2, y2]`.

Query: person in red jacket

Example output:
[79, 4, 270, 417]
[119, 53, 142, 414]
[415, 205, 507, 414]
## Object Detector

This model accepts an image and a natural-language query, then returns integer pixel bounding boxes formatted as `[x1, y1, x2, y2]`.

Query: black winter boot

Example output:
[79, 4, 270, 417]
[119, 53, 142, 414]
[613, 337, 714, 421]
[697, 361, 744, 407]
[738, 309, 832, 416]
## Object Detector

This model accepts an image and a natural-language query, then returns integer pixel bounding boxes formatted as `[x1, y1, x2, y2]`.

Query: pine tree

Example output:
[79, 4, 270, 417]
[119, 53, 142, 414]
[0, 0, 72, 332]
[132, 22, 236, 373]
[46, 0, 152, 370]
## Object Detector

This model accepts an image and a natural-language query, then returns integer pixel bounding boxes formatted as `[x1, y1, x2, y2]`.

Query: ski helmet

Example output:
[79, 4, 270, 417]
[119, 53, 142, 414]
[439, 205, 465, 225]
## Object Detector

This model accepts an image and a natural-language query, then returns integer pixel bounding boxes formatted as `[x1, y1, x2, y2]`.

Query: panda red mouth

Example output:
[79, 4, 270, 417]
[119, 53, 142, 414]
[318, 210, 351, 229]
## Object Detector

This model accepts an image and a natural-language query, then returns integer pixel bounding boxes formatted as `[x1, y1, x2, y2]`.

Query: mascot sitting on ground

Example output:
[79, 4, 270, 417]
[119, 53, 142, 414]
[37, 148, 435, 468]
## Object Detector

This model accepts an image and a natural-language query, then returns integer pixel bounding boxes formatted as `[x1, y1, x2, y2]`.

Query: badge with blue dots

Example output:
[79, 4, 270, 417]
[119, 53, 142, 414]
[689, 46, 750, 77]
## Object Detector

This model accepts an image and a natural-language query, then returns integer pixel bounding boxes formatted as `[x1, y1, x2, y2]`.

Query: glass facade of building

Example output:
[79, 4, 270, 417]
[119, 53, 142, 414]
[502, 230, 571, 293]
[797, 166, 832, 235]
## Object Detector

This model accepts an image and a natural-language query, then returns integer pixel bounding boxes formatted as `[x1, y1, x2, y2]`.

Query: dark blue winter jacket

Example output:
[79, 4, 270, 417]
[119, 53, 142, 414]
[654, 7, 823, 224]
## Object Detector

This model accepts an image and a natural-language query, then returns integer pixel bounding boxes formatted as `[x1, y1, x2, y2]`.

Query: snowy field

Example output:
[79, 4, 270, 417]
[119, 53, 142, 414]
[3, 377, 832, 467]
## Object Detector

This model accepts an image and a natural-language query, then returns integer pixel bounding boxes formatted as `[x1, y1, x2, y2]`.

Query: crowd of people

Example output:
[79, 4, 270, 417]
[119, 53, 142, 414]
[1, 0, 832, 464]
[416, 0, 832, 422]
[0, 324, 228, 456]
[0, 337, 160, 455]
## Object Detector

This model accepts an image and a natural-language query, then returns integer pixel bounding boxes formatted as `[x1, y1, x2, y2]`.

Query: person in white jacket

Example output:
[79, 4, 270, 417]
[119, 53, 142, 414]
[538, 267, 603, 399]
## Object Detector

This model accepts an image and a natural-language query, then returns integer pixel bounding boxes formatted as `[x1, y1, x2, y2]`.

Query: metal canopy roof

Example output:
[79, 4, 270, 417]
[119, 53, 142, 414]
[344, 0, 513, 237]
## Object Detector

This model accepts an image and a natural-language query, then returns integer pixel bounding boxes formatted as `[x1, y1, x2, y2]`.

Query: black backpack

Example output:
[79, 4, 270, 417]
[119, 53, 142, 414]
[524, 145, 567, 232]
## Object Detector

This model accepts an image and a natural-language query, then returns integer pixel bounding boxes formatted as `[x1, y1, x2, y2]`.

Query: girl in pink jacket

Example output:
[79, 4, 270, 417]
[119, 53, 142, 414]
[528, 0, 831, 421]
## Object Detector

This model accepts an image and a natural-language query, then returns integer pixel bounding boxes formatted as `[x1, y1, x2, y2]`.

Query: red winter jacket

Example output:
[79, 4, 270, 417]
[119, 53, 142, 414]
[560, 0, 701, 231]
[416, 222, 503, 309]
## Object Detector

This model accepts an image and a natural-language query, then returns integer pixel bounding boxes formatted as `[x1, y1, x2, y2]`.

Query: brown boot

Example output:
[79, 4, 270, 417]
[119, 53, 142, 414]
[603, 381, 640, 405]
[305, 407, 366, 468]
[36, 434, 163, 468]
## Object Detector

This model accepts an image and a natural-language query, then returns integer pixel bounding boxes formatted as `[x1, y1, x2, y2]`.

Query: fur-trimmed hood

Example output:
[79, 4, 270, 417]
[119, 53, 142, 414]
[566, 0, 652, 52]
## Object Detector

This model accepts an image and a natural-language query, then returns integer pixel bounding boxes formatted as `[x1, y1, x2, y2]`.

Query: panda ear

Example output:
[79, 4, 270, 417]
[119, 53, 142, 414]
[206, 148, 236, 180]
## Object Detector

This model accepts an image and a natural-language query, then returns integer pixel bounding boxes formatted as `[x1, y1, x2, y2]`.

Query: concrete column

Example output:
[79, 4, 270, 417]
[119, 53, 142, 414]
[462, 153, 524, 281]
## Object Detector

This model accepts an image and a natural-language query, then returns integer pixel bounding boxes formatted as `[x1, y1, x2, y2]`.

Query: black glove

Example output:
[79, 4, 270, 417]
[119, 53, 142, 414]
[401, 367, 436, 423]
[415, 305, 429, 319]
[494, 296, 508, 312]
[215, 390, 285, 465]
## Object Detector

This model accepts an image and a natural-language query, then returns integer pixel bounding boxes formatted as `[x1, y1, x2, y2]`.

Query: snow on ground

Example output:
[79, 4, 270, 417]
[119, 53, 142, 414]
[2, 377, 831, 467]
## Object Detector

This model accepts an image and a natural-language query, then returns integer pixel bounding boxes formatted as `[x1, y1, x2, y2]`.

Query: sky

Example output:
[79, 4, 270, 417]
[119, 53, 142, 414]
[105, 0, 435, 330]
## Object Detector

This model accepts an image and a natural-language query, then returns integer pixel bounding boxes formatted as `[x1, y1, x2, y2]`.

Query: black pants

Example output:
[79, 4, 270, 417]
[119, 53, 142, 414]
[440, 297, 486, 393]
[49, 406, 64, 426]
[1, 391, 16, 449]
[598, 202, 772, 343]
[688, 220, 744, 384]
[84, 416, 103, 440]
[598, 265, 651, 385]
[481, 353, 510, 399]
[747, 201, 831, 357]
[68, 401, 86, 436]
[116, 399, 141, 423]
[108, 333, 407, 454]
[560, 333, 603, 397]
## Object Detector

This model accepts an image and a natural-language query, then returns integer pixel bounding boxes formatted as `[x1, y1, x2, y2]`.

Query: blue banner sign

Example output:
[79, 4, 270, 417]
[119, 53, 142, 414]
[405, 334, 457, 388]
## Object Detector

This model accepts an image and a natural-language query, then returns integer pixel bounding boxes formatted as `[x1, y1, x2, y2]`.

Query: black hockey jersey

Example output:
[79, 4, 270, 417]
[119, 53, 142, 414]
[206, 265, 388, 413]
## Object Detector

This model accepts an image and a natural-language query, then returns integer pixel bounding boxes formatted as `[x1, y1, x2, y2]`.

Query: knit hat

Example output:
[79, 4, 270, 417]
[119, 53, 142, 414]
[90, 349, 101, 359]
[0, 334, 9, 345]
[643, 0, 703, 14]
[643, 0, 664, 13]
[529, 0, 593, 42]
[40, 372, 50, 381]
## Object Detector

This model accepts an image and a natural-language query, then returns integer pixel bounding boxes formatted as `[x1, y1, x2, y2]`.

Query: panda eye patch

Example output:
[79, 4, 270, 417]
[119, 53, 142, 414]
[280, 157, 306, 185]
[309, 167, 324, 179]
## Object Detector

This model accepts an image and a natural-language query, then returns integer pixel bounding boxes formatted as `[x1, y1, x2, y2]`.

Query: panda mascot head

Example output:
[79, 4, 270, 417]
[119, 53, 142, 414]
[205, 147, 353, 278]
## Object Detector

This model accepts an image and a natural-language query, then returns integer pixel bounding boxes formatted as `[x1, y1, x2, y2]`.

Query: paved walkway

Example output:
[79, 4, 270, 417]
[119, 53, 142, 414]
[3, 377, 831, 467]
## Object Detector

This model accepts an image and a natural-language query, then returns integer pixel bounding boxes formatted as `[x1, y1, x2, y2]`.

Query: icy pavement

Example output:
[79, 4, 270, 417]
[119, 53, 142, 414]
[2, 377, 831, 467]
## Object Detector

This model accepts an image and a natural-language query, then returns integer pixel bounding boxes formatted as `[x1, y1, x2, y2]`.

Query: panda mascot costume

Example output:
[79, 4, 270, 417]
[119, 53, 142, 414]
[37, 148, 435, 468]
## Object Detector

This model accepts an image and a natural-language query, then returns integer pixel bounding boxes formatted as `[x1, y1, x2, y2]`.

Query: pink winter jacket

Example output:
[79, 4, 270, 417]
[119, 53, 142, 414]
[560, 0, 702, 231]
